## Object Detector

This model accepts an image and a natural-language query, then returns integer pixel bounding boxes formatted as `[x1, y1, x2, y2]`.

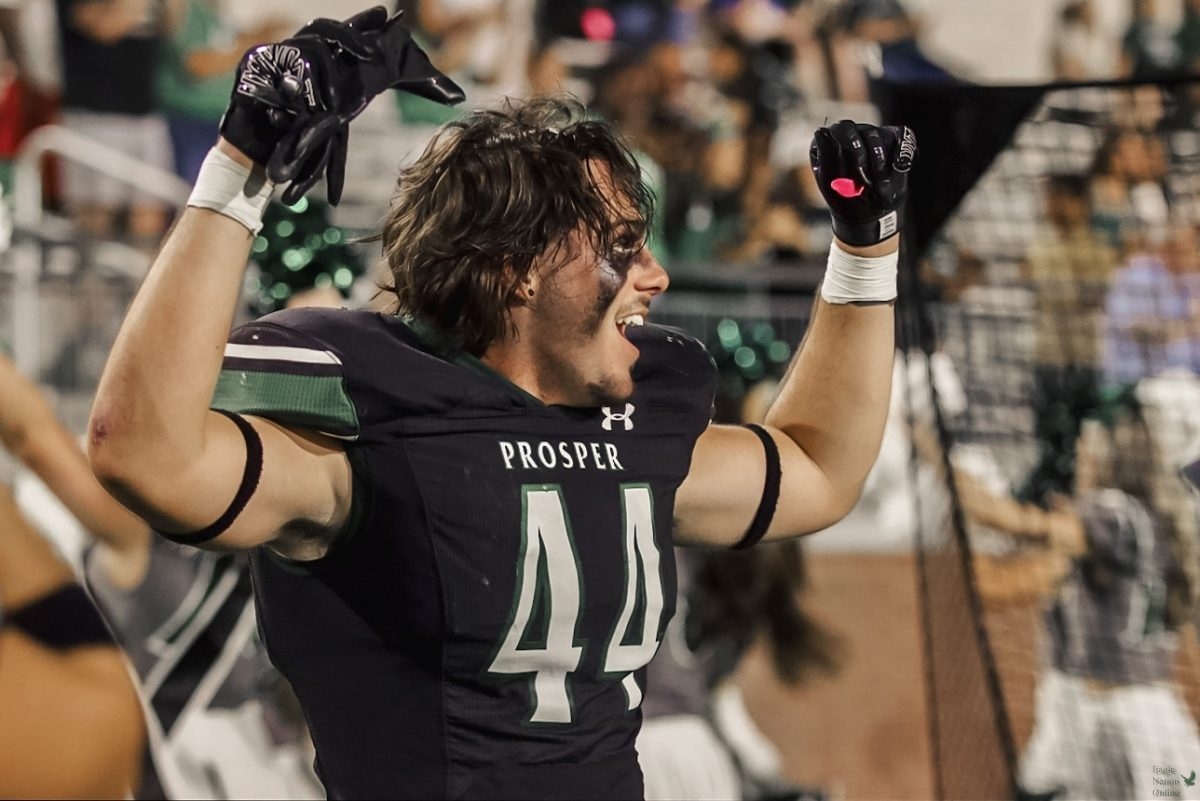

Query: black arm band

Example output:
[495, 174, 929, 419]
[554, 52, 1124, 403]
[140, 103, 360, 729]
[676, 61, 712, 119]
[158, 410, 264, 546]
[733, 423, 781, 550]
[8, 583, 114, 650]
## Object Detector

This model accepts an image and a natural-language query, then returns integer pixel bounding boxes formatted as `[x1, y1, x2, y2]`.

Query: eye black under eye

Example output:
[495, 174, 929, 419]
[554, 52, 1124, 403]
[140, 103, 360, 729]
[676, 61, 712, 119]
[607, 247, 638, 272]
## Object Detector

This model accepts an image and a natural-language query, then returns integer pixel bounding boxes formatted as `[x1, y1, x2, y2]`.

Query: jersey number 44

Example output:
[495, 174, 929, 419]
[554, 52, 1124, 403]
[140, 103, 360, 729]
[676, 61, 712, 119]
[486, 484, 664, 724]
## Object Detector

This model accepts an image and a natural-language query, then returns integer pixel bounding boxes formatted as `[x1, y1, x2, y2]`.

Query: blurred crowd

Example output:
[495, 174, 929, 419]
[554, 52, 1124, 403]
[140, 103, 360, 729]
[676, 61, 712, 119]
[1052, 0, 1200, 81]
[7, 0, 1200, 267]
[8, 1, 1200, 268]
[894, 75, 1200, 799]
[914, 68, 1200, 799]
[0, 0, 966, 266]
[924, 81, 1200, 500]
[9, 1, 1200, 799]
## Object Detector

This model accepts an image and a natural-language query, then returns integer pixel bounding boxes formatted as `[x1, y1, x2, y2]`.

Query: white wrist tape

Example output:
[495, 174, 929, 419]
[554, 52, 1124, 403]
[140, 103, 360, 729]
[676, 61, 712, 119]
[820, 242, 899, 304]
[187, 148, 274, 234]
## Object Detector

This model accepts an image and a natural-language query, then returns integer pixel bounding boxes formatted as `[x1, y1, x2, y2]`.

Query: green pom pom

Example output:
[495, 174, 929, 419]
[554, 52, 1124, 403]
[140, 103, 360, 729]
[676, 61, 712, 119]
[249, 199, 366, 314]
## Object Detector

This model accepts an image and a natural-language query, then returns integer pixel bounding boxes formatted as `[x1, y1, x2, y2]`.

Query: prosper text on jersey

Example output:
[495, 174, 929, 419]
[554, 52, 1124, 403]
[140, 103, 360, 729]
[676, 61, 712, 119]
[499, 440, 626, 471]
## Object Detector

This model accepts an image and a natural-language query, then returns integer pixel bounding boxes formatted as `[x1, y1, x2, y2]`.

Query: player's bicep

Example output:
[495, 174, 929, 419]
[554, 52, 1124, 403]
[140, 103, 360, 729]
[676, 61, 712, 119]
[148, 410, 352, 555]
[674, 423, 853, 548]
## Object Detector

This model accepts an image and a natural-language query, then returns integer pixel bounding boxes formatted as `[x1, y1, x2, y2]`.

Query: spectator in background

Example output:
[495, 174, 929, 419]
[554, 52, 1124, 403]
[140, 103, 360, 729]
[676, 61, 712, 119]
[406, 0, 534, 104]
[709, 0, 791, 47]
[638, 379, 839, 801]
[156, 0, 293, 183]
[1051, 0, 1120, 81]
[577, 4, 811, 266]
[669, 24, 802, 265]
[1177, 0, 1200, 73]
[0, 479, 144, 798]
[0, 1, 21, 191]
[0, 204, 358, 796]
[1018, 174, 1117, 504]
[1121, 0, 1183, 79]
[55, 0, 172, 243]
[591, 44, 718, 262]
[0, 5, 17, 70]
[1103, 218, 1200, 386]
[0, 347, 323, 800]
[838, 0, 959, 105]
[638, 540, 836, 801]
[0, 0, 61, 197]
[1112, 82, 1169, 131]
[1091, 125, 1170, 257]
[410, 0, 507, 85]
[526, 39, 569, 98]
[1, 204, 358, 798]
[805, 1, 872, 104]
[782, 0, 858, 104]
[722, 157, 819, 264]
[701, 29, 786, 263]
[960, 407, 1200, 801]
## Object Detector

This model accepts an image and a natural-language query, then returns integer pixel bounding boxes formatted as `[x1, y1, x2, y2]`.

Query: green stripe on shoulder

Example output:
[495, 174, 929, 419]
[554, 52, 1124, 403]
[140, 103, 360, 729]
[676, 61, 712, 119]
[212, 369, 359, 437]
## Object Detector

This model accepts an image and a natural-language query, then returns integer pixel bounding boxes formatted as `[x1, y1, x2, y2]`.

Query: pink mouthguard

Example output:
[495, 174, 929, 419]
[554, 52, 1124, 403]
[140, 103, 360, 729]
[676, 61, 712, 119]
[830, 178, 864, 198]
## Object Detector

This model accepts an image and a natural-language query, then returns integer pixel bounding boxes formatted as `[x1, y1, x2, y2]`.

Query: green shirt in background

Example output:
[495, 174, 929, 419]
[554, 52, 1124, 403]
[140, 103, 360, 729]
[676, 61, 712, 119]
[156, 0, 233, 122]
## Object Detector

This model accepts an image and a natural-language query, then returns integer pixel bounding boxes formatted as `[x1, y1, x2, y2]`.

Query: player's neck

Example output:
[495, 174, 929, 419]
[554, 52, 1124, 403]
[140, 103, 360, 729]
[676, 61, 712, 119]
[481, 343, 545, 405]
[480, 340, 572, 407]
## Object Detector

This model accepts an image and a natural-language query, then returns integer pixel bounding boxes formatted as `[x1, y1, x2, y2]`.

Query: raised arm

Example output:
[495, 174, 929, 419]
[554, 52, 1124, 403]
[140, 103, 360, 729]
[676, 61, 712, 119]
[0, 352, 150, 559]
[88, 9, 463, 556]
[676, 121, 914, 547]
[958, 472, 1083, 607]
[87, 32, 351, 554]
[87, 142, 351, 556]
[954, 470, 1083, 548]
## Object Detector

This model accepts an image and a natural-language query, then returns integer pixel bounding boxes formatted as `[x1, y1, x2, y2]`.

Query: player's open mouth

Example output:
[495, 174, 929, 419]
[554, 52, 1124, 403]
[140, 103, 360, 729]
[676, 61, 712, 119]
[615, 314, 645, 338]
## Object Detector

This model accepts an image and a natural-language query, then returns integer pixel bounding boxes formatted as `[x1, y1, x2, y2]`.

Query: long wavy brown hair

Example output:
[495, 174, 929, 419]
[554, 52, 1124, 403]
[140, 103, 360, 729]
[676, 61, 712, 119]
[376, 96, 655, 355]
[688, 540, 845, 687]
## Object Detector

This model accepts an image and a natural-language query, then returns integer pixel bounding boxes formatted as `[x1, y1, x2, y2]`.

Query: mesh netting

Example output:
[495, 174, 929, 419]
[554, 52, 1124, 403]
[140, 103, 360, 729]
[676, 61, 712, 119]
[897, 79, 1200, 800]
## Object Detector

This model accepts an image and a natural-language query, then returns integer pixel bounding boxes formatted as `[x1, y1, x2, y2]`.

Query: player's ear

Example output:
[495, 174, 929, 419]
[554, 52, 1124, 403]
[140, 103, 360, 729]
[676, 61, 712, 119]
[505, 262, 539, 306]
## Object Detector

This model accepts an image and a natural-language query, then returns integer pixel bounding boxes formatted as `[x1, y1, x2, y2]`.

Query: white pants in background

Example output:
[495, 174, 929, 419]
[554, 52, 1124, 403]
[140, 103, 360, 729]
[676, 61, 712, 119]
[1020, 668, 1200, 801]
[638, 714, 743, 801]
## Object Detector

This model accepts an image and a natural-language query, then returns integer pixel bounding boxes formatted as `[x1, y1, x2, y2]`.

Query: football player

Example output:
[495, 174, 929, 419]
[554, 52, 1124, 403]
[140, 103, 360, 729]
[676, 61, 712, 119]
[962, 409, 1200, 801]
[87, 7, 915, 798]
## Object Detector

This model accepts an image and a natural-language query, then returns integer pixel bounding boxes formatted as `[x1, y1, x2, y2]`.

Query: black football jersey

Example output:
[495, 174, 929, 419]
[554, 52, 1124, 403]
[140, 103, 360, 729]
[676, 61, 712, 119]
[210, 308, 716, 799]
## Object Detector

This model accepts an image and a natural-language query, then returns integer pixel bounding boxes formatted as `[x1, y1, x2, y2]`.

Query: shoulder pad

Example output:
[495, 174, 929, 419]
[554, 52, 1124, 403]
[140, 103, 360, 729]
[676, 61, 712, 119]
[212, 308, 468, 438]
[629, 323, 717, 423]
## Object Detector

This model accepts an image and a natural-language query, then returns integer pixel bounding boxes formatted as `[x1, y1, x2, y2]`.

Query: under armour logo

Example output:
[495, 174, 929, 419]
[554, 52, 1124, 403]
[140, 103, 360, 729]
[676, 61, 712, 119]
[601, 404, 635, 431]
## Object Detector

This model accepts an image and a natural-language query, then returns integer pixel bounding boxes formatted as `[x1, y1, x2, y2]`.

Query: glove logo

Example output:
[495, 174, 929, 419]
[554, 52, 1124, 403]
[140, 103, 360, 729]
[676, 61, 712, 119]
[601, 404, 635, 432]
[895, 127, 917, 173]
[237, 45, 304, 99]
[220, 9, 464, 206]
[301, 77, 318, 110]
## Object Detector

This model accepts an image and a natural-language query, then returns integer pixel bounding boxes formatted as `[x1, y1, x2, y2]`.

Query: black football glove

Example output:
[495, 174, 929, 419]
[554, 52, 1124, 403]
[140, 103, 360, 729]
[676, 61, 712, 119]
[218, 6, 465, 206]
[809, 120, 917, 247]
